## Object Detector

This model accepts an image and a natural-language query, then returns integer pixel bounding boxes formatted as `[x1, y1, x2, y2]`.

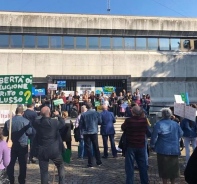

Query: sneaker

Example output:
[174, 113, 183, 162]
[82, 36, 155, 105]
[102, 155, 108, 159]
[87, 164, 93, 168]
[97, 163, 102, 167]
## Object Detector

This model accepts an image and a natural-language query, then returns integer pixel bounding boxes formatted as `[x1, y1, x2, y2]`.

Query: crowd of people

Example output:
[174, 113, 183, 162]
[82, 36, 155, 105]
[0, 88, 197, 184]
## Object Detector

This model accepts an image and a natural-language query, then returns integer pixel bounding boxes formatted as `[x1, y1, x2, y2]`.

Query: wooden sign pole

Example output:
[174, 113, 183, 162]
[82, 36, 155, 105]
[8, 104, 13, 146]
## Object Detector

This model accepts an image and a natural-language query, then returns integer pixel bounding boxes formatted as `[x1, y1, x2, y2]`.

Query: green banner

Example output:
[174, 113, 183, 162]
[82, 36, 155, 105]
[181, 93, 186, 103]
[0, 75, 33, 104]
[53, 99, 64, 106]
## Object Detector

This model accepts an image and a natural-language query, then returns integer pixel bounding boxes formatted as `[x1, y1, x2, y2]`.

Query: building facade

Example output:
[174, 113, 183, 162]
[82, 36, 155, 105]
[0, 11, 197, 104]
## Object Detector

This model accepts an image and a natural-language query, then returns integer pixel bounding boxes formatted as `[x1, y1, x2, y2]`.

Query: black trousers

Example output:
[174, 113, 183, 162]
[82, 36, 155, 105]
[83, 134, 102, 166]
[28, 134, 35, 159]
[7, 144, 28, 184]
[39, 155, 65, 184]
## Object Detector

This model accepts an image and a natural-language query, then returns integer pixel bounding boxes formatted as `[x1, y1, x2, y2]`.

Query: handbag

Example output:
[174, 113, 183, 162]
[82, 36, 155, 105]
[62, 149, 71, 164]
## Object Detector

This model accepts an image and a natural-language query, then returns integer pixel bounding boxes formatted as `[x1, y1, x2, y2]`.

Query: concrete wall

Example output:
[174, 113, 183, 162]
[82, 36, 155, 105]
[0, 49, 197, 103]
[1, 11, 197, 32]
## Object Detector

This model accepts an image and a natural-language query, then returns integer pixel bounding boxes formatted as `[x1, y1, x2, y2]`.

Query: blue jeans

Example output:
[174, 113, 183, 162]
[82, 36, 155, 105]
[102, 134, 117, 157]
[78, 139, 84, 158]
[125, 147, 149, 184]
[183, 137, 197, 164]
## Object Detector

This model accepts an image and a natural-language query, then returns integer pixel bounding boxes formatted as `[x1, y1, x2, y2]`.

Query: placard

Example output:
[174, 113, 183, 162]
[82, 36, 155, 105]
[76, 81, 95, 95]
[174, 103, 185, 117]
[57, 81, 66, 87]
[0, 75, 32, 104]
[53, 99, 64, 106]
[0, 110, 12, 124]
[48, 84, 57, 90]
[185, 105, 196, 122]
[174, 95, 184, 103]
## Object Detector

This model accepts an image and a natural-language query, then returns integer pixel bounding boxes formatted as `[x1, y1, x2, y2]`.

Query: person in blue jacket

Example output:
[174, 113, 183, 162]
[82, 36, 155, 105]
[100, 104, 117, 158]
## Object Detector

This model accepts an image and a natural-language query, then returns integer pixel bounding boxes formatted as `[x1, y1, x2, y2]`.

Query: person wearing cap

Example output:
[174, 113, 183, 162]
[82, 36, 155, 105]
[3, 106, 32, 184]
[121, 106, 149, 184]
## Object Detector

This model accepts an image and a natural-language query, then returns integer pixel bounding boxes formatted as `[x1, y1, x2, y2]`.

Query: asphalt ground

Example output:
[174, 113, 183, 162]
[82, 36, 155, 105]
[11, 134, 188, 184]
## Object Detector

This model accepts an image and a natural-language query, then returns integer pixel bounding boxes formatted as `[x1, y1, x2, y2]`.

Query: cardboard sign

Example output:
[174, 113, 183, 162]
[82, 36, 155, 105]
[185, 105, 196, 122]
[174, 103, 185, 117]
[48, 84, 57, 90]
[53, 99, 64, 106]
[0, 75, 32, 104]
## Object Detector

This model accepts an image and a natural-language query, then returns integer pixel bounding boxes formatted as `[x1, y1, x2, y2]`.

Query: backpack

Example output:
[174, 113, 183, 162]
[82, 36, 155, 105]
[70, 107, 78, 118]
[74, 127, 81, 142]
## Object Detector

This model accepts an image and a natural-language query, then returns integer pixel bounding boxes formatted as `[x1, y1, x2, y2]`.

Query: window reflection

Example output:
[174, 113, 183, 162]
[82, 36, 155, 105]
[159, 38, 170, 50]
[88, 37, 99, 49]
[100, 37, 111, 49]
[0, 34, 9, 48]
[50, 36, 62, 49]
[24, 35, 35, 48]
[136, 38, 146, 50]
[63, 36, 74, 49]
[113, 37, 123, 50]
[124, 38, 135, 50]
[10, 35, 22, 48]
[171, 39, 180, 51]
[148, 38, 158, 50]
[76, 37, 86, 49]
[37, 36, 49, 48]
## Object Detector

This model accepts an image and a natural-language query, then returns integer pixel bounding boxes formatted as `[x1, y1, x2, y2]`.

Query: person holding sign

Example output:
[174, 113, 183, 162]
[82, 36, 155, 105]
[3, 106, 32, 184]
[180, 104, 197, 167]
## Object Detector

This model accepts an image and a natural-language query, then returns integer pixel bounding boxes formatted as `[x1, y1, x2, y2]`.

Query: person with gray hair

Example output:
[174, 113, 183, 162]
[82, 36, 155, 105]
[150, 108, 183, 184]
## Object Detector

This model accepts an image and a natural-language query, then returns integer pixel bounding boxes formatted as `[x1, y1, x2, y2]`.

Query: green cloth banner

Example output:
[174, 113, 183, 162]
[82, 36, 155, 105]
[0, 75, 33, 104]
[53, 99, 64, 106]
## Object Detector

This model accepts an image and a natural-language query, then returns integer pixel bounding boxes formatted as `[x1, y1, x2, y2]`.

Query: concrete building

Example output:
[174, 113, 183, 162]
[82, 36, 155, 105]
[0, 11, 197, 104]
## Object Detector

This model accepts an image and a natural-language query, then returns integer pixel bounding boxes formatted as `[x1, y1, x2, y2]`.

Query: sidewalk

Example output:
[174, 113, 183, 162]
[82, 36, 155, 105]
[11, 134, 187, 184]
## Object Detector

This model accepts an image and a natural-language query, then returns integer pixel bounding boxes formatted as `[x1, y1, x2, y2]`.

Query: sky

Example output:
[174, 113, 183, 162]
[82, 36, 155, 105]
[0, 0, 197, 18]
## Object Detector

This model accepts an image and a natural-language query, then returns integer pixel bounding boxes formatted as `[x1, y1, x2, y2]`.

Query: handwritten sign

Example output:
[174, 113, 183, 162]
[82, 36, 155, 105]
[185, 105, 196, 122]
[53, 99, 64, 106]
[174, 95, 184, 103]
[174, 103, 185, 117]
[0, 110, 12, 124]
[0, 75, 32, 104]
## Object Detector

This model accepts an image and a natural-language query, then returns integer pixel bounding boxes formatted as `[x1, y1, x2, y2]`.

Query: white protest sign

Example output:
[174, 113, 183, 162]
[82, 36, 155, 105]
[63, 91, 75, 97]
[174, 103, 185, 118]
[48, 84, 57, 90]
[185, 105, 196, 122]
[174, 95, 184, 103]
[0, 110, 12, 124]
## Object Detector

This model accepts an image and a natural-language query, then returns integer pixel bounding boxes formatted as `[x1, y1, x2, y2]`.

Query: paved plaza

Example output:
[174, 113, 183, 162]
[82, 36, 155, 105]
[11, 134, 187, 184]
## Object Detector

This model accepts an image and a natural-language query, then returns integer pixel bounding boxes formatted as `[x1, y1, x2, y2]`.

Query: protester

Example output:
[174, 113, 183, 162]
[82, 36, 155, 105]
[184, 147, 197, 184]
[100, 104, 117, 158]
[23, 104, 38, 164]
[33, 106, 65, 184]
[150, 108, 183, 184]
[79, 102, 102, 168]
[180, 104, 197, 167]
[121, 106, 149, 184]
[0, 128, 11, 183]
[74, 105, 87, 159]
[60, 111, 73, 151]
[3, 106, 32, 184]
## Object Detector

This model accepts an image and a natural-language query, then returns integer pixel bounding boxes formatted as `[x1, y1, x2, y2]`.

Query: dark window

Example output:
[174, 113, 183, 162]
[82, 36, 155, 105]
[183, 40, 191, 49]
[88, 37, 99, 49]
[124, 38, 135, 50]
[63, 36, 74, 49]
[37, 36, 49, 48]
[50, 36, 62, 49]
[136, 38, 146, 50]
[171, 39, 180, 51]
[100, 37, 111, 49]
[159, 38, 170, 50]
[24, 35, 35, 48]
[113, 37, 123, 50]
[0, 34, 9, 48]
[194, 40, 197, 50]
[10, 35, 22, 48]
[148, 38, 158, 50]
[76, 37, 86, 49]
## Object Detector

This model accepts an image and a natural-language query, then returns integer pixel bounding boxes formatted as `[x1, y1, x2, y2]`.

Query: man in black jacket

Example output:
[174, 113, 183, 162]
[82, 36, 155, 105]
[33, 106, 65, 184]
[23, 103, 38, 164]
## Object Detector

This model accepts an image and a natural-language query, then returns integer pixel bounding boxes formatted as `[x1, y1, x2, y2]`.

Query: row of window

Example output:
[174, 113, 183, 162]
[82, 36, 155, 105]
[0, 34, 181, 51]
